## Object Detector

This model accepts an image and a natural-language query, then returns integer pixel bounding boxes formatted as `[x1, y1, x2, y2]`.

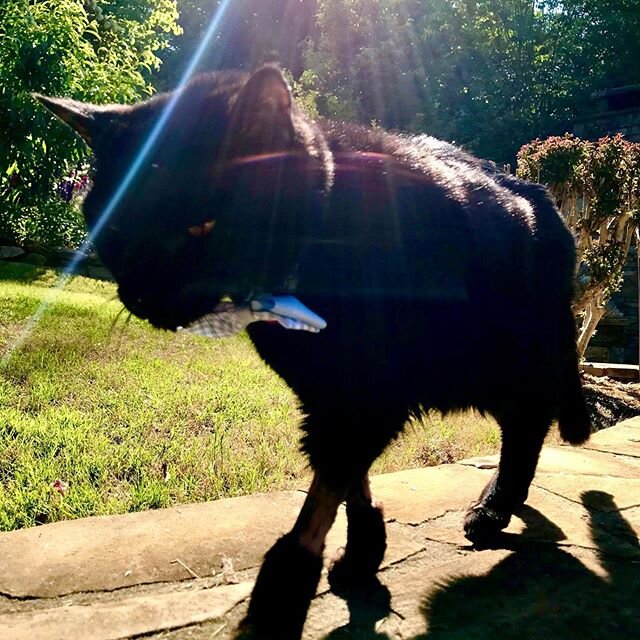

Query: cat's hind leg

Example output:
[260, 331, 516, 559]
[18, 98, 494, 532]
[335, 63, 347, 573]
[464, 407, 551, 543]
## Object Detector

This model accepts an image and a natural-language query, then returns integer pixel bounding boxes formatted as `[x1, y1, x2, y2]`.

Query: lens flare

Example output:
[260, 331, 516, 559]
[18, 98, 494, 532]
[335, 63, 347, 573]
[2, 0, 234, 365]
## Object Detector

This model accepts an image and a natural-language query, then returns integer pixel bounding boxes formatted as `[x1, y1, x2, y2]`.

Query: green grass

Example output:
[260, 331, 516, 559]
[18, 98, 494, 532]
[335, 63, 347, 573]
[0, 262, 501, 531]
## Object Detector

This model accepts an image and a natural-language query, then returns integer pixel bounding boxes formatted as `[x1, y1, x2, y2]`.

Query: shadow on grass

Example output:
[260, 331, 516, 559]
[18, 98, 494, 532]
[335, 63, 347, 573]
[417, 492, 639, 639]
[0, 261, 49, 284]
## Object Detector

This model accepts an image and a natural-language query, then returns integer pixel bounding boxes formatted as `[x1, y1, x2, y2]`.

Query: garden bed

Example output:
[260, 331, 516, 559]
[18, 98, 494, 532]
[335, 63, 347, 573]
[582, 374, 640, 429]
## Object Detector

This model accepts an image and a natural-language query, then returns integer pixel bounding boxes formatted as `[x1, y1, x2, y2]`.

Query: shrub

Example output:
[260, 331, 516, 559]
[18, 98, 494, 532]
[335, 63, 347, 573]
[0, 0, 180, 248]
[517, 134, 640, 358]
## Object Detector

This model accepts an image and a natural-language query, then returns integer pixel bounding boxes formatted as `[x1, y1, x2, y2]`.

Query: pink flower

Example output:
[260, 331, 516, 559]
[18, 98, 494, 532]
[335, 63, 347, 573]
[51, 480, 69, 496]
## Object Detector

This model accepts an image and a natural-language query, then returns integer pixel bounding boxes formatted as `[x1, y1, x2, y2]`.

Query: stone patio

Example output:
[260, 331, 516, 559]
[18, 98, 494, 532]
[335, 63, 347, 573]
[1, 418, 639, 639]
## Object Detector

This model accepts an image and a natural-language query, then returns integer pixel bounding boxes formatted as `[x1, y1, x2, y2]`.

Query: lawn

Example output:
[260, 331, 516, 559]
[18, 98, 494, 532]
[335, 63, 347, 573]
[0, 261, 501, 531]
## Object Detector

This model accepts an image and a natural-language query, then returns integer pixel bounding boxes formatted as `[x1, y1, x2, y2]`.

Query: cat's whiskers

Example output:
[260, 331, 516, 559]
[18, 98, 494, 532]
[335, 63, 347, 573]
[108, 304, 128, 336]
[108, 307, 135, 354]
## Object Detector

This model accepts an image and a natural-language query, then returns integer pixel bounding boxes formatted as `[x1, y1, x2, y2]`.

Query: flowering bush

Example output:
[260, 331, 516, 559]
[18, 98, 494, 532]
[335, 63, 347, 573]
[517, 134, 640, 358]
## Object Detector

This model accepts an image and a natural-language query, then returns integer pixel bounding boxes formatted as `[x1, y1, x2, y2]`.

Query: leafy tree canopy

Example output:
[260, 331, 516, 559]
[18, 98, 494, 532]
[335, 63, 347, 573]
[300, 0, 640, 163]
[155, 0, 317, 90]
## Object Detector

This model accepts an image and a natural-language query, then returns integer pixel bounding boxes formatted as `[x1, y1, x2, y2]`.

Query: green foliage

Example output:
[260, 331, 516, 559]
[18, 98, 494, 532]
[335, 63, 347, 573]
[582, 243, 625, 293]
[301, 0, 426, 127]
[517, 134, 588, 190]
[517, 134, 640, 356]
[587, 135, 638, 224]
[2, 198, 87, 249]
[0, 0, 180, 248]
[155, 0, 317, 90]
[542, 1, 640, 90]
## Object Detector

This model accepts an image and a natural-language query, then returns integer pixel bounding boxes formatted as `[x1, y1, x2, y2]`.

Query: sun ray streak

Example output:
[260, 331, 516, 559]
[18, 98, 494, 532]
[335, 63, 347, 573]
[2, 0, 234, 366]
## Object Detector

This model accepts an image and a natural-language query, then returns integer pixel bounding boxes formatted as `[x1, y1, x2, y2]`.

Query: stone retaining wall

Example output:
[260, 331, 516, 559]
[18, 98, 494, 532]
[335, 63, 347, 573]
[586, 247, 639, 365]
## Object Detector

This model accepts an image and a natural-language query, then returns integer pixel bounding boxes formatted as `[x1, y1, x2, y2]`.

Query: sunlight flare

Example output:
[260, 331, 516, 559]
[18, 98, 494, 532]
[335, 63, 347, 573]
[3, 0, 234, 364]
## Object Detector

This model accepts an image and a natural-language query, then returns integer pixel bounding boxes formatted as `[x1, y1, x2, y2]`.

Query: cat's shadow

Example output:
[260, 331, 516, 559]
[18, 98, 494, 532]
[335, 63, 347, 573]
[416, 491, 639, 639]
[321, 577, 394, 640]
[321, 491, 639, 640]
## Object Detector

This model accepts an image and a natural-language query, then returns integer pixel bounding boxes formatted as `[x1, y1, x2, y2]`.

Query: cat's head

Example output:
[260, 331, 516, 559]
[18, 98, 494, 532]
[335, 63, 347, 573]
[36, 66, 331, 329]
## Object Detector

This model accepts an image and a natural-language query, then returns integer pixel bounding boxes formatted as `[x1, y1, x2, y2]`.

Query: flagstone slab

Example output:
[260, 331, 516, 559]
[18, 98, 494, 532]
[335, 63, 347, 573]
[0, 491, 306, 599]
[304, 540, 480, 640]
[532, 474, 640, 512]
[392, 544, 640, 640]
[370, 464, 491, 526]
[388, 548, 513, 638]
[584, 421, 640, 456]
[303, 548, 514, 639]
[0, 490, 426, 604]
[417, 485, 640, 560]
[610, 416, 640, 429]
[461, 442, 640, 479]
[0, 582, 252, 640]
[617, 505, 640, 538]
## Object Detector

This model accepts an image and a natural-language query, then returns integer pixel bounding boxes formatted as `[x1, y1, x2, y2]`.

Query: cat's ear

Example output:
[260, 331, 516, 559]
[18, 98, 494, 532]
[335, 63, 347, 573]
[227, 66, 295, 151]
[33, 94, 98, 145]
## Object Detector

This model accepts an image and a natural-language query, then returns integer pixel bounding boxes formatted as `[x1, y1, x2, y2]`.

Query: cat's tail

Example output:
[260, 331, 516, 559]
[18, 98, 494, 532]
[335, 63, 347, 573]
[557, 352, 591, 445]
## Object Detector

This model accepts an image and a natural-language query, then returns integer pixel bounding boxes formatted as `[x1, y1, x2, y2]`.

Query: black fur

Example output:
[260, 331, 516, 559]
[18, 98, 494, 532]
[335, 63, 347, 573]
[37, 66, 591, 637]
[239, 533, 323, 639]
[328, 499, 387, 591]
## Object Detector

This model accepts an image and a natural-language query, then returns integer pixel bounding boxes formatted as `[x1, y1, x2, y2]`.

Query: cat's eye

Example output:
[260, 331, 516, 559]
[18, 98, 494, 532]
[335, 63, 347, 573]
[187, 219, 216, 237]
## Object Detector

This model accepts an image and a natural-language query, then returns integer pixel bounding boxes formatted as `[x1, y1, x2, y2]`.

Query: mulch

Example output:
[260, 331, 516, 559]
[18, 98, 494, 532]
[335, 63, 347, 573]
[582, 373, 640, 430]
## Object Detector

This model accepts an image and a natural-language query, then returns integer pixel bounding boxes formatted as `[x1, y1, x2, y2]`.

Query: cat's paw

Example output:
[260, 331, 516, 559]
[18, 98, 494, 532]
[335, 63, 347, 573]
[463, 501, 511, 543]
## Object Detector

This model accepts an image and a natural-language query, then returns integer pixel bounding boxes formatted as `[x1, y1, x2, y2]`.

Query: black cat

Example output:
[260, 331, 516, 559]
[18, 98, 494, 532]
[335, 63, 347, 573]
[37, 65, 590, 639]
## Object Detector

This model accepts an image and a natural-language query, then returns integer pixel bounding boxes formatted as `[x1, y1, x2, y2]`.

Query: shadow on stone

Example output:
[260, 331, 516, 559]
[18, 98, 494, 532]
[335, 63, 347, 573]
[321, 577, 394, 640]
[416, 493, 640, 639]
